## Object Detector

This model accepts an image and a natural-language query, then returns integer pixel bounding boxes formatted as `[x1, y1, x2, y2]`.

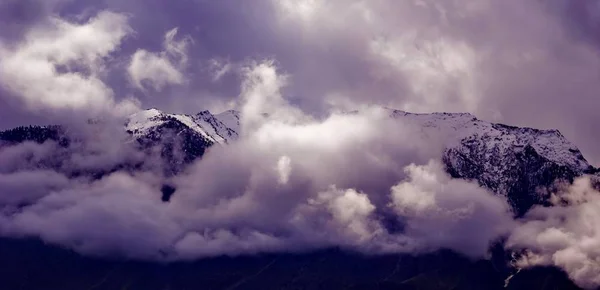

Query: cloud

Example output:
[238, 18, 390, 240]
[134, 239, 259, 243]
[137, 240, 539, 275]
[2, 0, 595, 166]
[0, 172, 177, 258]
[507, 176, 600, 289]
[238, 60, 306, 133]
[265, 0, 600, 165]
[0, 10, 137, 117]
[0, 60, 515, 261]
[0, 170, 70, 205]
[3, 0, 596, 165]
[127, 27, 191, 91]
[207, 58, 233, 82]
[276, 155, 291, 184]
[390, 161, 515, 258]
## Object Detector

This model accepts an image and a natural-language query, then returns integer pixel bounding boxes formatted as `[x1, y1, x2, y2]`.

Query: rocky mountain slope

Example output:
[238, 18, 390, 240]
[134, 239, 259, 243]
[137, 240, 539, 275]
[127, 108, 600, 205]
[124, 108, 239, 175]
[388, 109, 594, 216]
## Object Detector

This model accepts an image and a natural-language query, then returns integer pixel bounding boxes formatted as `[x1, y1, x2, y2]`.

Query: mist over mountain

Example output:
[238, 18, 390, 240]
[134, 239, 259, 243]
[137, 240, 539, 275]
[2, 1, 600, 289]
[1, 102, 599, 289]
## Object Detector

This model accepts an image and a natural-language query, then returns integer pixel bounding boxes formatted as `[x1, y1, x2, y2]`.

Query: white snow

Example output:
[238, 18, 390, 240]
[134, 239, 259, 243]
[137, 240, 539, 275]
[125, 108, 166, 136]
[388, 109, 590, 172]
[215, 110, 240, 134]
[124, 109, 241, 145]
[171, 114, 218, 143]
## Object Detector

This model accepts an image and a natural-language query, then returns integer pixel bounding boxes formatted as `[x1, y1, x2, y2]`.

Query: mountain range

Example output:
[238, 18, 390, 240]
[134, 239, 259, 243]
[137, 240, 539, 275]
[0, 108, 597, 290]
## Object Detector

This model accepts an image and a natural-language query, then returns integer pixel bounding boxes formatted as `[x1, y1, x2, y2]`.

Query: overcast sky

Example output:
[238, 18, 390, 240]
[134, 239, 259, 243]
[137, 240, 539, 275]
[0, 0, 599, 166]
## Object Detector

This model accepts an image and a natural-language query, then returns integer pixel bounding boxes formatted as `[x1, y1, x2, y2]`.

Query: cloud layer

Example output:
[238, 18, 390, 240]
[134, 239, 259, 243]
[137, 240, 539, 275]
[1, 1, 600, 288]
[0, 61, 515, 262]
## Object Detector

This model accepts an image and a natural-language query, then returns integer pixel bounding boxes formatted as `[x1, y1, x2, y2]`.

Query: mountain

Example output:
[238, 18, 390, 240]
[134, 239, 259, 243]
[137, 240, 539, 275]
[124, 108, 240, 175]
[125, 108, 240, 145]
[387, 109, 594, 216]
[5, 108, 591, 214]
[129, 108, 596, 215]
[0, 108, 596, 290]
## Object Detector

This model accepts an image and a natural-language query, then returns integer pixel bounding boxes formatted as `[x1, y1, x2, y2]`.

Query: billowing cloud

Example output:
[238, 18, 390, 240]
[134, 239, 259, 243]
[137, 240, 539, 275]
[127, 27, 191, 91]
[507, 176, 600, 289]
[0, 10, 138, 117]
[266, 0, 600, 165]
[2, 0, 598, 163]
[0, 170, 70, 205]
[390, 161, 515, 258]
[0, 61, 515, 261]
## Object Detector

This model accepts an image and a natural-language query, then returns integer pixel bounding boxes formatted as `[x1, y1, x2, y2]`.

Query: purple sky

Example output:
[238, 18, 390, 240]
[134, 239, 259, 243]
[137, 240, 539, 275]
[0, 0, 599, 165]
[0, 0, 598, 165]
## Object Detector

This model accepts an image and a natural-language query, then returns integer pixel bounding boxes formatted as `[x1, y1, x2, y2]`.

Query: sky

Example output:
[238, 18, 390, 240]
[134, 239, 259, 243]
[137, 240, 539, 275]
[0, 0, 599, 164]
[1, 0, 600, 288]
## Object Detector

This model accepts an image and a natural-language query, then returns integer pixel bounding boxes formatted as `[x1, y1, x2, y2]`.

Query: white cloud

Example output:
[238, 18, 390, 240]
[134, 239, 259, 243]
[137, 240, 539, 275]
[0, 60, 520, 263]
[276, 155, 292, 185]
[127, 27, 191, 91]
[239, 60, 306, 133]
[276, 0, 322, 23]
[267, 0, 600, 166]
[312, 187, 379, 243]
[207, 58, 233, 82]
[370, 36, 479, 113]
[0, 11, 135, 116]
[507, 176, 600, 289]
[389, 160, 515, 258]
[128, 50, 184, 90]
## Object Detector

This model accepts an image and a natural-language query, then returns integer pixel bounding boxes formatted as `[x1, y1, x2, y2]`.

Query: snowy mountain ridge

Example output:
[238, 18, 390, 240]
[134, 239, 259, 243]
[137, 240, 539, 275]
[385, 108, 594, 214]
[126, 107, 590, 173]
[388, 109, 590, 172]
[122, 107, 594, 215]
[126, 108, 240, 145]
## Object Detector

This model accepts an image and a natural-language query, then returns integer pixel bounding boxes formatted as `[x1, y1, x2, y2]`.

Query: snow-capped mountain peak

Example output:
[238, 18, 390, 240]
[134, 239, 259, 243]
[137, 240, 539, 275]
[126, 107, 590, 174]
[121, 107, 594, 214]
[387, 109, 590, 172]
[125, 108, 165, 134]
[125, 108, 239, 145]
